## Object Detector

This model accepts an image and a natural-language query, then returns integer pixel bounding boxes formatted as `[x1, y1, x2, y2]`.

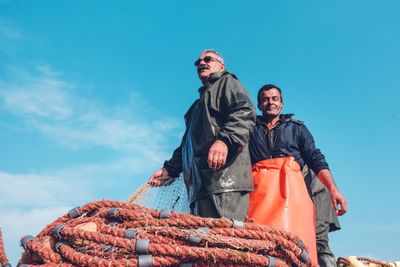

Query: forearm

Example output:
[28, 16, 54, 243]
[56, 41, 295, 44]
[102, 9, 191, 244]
[316, 169, 338, 192]
[317, 168, 348, 216]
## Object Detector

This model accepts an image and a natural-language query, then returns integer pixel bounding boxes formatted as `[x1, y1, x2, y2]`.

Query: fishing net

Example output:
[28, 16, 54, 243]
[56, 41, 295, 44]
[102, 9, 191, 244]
[127, 176, 190, 214]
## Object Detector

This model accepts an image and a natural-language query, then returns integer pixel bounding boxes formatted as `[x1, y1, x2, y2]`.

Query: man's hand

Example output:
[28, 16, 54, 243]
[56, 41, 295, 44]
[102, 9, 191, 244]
[208, 140, 228, 170]
[317, 169, 348, 216]
[148, 168, 172, 186]
[329, 186, 348, 216]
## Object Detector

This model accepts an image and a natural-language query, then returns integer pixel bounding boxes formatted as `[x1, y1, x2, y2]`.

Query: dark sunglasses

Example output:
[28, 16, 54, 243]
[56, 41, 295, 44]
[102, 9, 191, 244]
[194, 56, 222, 66]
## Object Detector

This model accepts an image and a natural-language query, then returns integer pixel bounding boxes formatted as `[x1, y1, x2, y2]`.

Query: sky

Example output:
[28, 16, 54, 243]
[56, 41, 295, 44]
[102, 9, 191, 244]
[0, 0, 399, 264]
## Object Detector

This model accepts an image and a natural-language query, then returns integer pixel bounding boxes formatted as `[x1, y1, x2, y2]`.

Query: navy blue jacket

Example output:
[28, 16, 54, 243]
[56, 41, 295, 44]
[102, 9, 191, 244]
[249, 114, 329, 174]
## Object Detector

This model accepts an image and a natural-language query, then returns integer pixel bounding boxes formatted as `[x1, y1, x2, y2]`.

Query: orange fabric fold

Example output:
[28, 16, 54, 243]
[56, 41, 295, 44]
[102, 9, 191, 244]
[248, 157, 317, 265]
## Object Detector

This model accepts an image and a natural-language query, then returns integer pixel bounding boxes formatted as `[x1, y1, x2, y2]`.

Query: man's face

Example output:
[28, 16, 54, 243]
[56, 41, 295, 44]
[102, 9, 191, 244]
[258, 88, 283, 117]
[195, 52, 225, 83]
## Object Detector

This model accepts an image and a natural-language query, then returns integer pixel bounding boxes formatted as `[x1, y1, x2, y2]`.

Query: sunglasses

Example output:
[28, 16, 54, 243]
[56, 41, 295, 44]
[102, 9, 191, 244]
[194, 56, 222, 66]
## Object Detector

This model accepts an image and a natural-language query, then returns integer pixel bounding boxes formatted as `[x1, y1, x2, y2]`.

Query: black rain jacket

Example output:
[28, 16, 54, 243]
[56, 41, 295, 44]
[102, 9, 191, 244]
[164, 71, 256, 203]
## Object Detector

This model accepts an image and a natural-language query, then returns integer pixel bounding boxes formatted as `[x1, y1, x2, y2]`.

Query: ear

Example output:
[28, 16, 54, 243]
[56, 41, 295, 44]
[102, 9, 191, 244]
[257, 103, 263, 111]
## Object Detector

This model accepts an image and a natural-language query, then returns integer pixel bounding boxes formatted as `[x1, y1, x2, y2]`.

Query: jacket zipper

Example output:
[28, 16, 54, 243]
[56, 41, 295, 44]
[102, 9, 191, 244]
[267, 125, 280, 159]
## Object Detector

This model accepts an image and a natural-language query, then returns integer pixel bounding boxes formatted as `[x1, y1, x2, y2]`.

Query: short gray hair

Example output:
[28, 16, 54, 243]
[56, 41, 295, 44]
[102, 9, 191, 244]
[200, 49, 225, 65]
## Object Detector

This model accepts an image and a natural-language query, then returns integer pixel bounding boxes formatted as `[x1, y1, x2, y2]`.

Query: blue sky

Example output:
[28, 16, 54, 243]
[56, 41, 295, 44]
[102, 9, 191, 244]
[0, 1, 399, 264]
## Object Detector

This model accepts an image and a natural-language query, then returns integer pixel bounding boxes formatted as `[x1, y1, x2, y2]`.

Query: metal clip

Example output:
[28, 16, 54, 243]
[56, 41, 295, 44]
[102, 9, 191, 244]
[20, 235, 34, 250]
[159, 209, 171, 219]
[124, 228, 138, 239]
[138, 254, 152, 267]
[231, 219, 244, 228]
[68, 207, 82, 218]
[135, 238, 150, 254]
[52, 224, 65, 239]
[108, 207, 119, 218]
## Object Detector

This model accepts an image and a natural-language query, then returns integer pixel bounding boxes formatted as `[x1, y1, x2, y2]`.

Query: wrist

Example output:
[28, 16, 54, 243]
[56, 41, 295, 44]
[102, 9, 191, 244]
[163, 161, 179, 178]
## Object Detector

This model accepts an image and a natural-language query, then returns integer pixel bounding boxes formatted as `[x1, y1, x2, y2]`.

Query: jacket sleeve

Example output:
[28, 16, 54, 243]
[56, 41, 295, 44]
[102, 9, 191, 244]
[163, 100, 198, 178]
[217, 76, 256, 149]
[163, 144, 182, 178]
[298, 124, 330, 174]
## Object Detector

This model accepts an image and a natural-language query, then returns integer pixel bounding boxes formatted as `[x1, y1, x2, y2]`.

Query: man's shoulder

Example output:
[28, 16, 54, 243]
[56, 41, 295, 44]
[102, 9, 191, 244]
[225, 72, 238, 80]
[214, 71, 239, 83]
[280, 114, 304, 125]
[213, 72, 248, 95]
[205, 72, 239, 91]
[209, 71, 236, 82]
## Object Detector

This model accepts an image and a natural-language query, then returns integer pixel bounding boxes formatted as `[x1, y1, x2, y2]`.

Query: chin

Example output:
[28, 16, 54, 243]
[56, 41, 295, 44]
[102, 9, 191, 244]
[199, 74, 210, 80]
[264, 112, 279, 117]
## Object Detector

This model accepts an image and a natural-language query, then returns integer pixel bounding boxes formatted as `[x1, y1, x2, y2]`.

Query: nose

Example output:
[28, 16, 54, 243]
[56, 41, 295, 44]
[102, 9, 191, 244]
[265, 98, 276, 106]
[197, 60, 208, 70]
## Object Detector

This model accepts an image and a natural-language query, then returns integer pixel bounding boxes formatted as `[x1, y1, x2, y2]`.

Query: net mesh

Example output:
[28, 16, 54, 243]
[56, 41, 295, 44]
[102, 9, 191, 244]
[127, 176, 190, 213]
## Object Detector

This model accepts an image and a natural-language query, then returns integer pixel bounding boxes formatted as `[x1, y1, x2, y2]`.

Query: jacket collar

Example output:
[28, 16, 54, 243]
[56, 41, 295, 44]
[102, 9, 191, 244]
[256, 114, 295, 126]
[198, 71, 237, 94]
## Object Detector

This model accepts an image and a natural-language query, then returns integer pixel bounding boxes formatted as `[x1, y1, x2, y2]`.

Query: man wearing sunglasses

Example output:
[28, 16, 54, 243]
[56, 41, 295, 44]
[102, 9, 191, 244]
[149, 49, 256, 221]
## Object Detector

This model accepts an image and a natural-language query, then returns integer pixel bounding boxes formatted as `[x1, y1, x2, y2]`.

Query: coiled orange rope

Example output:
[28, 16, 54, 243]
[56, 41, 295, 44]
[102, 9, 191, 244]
[0, 228, 10, 266]
[337, 256, 399, 267]
[8, 200, 317, 267]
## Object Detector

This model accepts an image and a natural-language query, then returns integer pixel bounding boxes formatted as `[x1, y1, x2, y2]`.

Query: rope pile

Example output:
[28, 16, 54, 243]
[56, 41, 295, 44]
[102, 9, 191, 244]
[5, 200, 316, 267]
[337, 256, 400, 267]
[0, 228, 11, 267]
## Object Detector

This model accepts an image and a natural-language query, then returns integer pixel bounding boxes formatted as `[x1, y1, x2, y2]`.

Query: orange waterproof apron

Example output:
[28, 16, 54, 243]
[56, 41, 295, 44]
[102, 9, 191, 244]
[248, 157, 317, 265]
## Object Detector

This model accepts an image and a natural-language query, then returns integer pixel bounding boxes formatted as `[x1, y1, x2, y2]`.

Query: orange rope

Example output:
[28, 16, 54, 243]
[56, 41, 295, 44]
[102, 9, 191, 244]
[12, 200, 316, 267]
[337, 256, 395, 267]
[0, 228, 9, 265]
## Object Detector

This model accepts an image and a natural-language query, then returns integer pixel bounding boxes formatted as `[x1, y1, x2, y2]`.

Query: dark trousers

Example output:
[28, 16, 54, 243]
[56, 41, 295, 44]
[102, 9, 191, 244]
[317, 220, 337, 267]
[190, 191, 249, 221]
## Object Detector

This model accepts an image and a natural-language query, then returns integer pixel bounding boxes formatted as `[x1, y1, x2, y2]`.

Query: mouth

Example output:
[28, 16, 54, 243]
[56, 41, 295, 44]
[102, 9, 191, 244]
[197, 65, 209, 73]
[266, 105, 276, 111]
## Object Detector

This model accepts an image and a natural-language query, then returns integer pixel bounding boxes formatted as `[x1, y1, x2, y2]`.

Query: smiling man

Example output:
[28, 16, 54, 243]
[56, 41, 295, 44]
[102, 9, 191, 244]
[149, 49, 256, 221]
[248, 84, 347, 266]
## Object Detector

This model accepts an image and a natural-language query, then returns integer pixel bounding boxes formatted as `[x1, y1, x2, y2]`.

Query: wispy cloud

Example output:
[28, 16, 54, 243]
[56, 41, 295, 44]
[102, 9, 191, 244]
[0, 62, 183, 193]
[0, 171, 93, 208]
[0, 64, 181, 160]
[1, 65, 73, 119]
[0, 63, 182, 206]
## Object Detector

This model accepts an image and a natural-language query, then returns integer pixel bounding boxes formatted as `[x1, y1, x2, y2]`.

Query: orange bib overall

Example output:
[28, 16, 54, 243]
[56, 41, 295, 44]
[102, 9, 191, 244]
[248, 157, 317, 264]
